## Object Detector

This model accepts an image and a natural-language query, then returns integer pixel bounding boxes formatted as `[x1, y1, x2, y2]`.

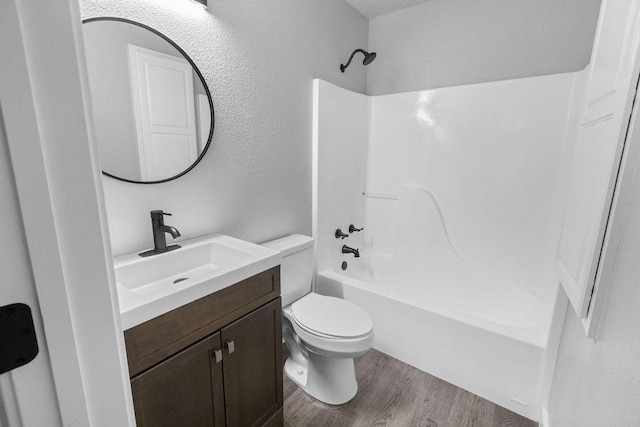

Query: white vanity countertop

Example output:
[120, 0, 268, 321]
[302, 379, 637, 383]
[113, 234, 281, 330]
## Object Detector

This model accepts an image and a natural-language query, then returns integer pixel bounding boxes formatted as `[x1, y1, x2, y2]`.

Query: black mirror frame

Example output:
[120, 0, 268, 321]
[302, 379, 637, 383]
[82, 17, 215, 184]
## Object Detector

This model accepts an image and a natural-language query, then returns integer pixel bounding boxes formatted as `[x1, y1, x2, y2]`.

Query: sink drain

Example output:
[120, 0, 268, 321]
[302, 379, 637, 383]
[173, 277, 188, 284]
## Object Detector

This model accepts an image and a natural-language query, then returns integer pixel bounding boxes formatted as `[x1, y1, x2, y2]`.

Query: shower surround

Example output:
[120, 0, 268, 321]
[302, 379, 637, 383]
[312, 74, 579, 420]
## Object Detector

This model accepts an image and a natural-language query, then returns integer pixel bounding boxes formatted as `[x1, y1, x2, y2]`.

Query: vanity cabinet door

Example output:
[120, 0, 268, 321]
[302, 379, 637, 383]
[131, 332, 225, 427]
[221, 298, 283, 427]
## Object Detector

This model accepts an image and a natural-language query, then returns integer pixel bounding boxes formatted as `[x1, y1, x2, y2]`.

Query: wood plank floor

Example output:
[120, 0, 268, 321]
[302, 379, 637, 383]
[283, 349, 537, 427]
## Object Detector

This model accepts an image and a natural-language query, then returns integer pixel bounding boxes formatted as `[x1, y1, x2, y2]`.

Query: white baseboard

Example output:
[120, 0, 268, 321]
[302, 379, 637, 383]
[541, 407, 550, 427]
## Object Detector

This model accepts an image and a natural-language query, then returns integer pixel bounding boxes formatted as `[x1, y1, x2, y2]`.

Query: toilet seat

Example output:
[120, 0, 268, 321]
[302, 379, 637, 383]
[291, 293, 373, 338]
[283, 293, 374, 358]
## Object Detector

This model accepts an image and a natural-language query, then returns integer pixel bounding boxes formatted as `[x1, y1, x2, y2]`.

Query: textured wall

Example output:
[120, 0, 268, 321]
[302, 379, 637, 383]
[81, 0, 368, 256]
[366, 0, 601, 95]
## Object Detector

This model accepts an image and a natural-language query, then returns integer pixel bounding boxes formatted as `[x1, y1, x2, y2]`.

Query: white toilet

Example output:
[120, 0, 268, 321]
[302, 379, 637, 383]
[263, 234, 374, 405]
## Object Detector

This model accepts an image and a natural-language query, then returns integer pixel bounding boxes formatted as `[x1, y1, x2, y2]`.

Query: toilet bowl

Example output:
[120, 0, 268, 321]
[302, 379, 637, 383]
[262, 235, 374, 405]
[283, 293, 374, 404]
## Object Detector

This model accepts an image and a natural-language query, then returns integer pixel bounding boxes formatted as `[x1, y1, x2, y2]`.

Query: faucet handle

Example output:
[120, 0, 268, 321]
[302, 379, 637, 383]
[335, 229, 349, 239]
[349, 224, 363, 233]
[151, 210, 172, 219]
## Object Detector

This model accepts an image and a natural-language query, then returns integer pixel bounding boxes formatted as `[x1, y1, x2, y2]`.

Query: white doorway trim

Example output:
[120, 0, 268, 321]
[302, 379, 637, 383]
[0, 0, 134, 425]
[585, 74, 640, 339]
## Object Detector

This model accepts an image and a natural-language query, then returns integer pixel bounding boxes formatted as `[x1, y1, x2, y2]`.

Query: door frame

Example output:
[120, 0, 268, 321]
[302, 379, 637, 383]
[585, 71, 640, 339]
[0, 0, 134, 424]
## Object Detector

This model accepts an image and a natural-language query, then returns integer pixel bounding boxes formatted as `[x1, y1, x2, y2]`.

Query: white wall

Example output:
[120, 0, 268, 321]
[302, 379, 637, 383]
[364, 73, 576, 282]
[312, 79, 369, 273]
[547, 91, 640, 427]
[81, 0, 368, 256]
[367, 0, 601, 95]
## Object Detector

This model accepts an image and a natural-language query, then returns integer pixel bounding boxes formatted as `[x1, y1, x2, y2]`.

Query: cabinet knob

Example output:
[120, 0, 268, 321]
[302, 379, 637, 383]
[225, 340, 235, 354]
[213, 349, 223, 363]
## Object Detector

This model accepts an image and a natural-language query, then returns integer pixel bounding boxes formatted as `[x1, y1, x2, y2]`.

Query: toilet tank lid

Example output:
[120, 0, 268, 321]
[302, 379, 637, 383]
[261, 234, 314, 257]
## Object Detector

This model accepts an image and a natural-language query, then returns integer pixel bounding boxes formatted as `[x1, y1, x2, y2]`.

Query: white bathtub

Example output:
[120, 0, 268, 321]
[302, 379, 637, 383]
[312, 76, 575, 421]
[316, 254, 566, 421]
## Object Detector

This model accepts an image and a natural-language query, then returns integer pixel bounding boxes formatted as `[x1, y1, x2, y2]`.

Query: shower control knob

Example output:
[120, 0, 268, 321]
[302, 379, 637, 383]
[349, 224, 363, 233]
[335, 229, 349, 239]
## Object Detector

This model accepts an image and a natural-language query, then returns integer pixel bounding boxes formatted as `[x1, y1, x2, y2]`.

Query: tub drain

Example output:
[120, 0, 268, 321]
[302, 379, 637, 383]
[341, 261, 348, 271]
[173, 277, 188, 284]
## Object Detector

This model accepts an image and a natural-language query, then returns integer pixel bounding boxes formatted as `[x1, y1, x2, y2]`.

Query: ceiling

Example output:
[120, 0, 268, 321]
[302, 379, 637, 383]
[344, 0, 431, 19]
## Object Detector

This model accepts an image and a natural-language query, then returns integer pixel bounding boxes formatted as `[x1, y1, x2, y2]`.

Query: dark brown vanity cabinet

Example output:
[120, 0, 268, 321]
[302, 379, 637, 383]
[124, 267, 283, 427]
[131, 332, 225, 426]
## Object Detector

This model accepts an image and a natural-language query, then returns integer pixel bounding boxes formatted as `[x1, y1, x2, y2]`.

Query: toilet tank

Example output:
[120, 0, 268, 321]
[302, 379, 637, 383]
[262, 235, 314, 307]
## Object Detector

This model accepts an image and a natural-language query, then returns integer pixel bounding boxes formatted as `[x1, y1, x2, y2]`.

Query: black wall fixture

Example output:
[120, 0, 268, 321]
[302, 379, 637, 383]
[340, 49, 377, 73]
[0, 303, 39, 375]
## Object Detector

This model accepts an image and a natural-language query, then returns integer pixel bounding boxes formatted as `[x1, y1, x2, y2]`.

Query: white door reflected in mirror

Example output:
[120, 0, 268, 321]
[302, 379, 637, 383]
[128, 45, 198, 181]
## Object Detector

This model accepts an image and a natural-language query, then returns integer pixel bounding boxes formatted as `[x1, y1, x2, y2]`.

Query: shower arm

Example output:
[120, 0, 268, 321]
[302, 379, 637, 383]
[340, 49, 368, 73]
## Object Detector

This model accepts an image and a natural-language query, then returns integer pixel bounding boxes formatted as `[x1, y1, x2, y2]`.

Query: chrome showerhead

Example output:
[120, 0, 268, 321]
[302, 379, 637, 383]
[340, 49, 377, 73]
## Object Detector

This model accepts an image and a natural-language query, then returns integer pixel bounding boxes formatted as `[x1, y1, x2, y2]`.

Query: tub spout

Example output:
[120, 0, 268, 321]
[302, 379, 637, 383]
[342, 245, 360, 258]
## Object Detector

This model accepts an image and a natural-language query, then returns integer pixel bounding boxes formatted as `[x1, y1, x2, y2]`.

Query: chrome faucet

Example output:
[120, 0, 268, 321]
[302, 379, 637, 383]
[139, 210, 182, 257]
[342, 245, 360, 258]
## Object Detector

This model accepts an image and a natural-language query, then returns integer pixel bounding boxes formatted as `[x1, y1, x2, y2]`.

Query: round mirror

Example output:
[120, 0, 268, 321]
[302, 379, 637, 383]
[82, 18, 214, 183]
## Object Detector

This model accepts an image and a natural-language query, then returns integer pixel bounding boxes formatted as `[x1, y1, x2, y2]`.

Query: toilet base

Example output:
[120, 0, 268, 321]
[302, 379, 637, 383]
[284, 352, 357, 405]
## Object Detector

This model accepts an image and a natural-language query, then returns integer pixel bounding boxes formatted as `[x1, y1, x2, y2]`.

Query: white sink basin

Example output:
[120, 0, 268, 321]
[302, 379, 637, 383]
[114, 234, 281, 330]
